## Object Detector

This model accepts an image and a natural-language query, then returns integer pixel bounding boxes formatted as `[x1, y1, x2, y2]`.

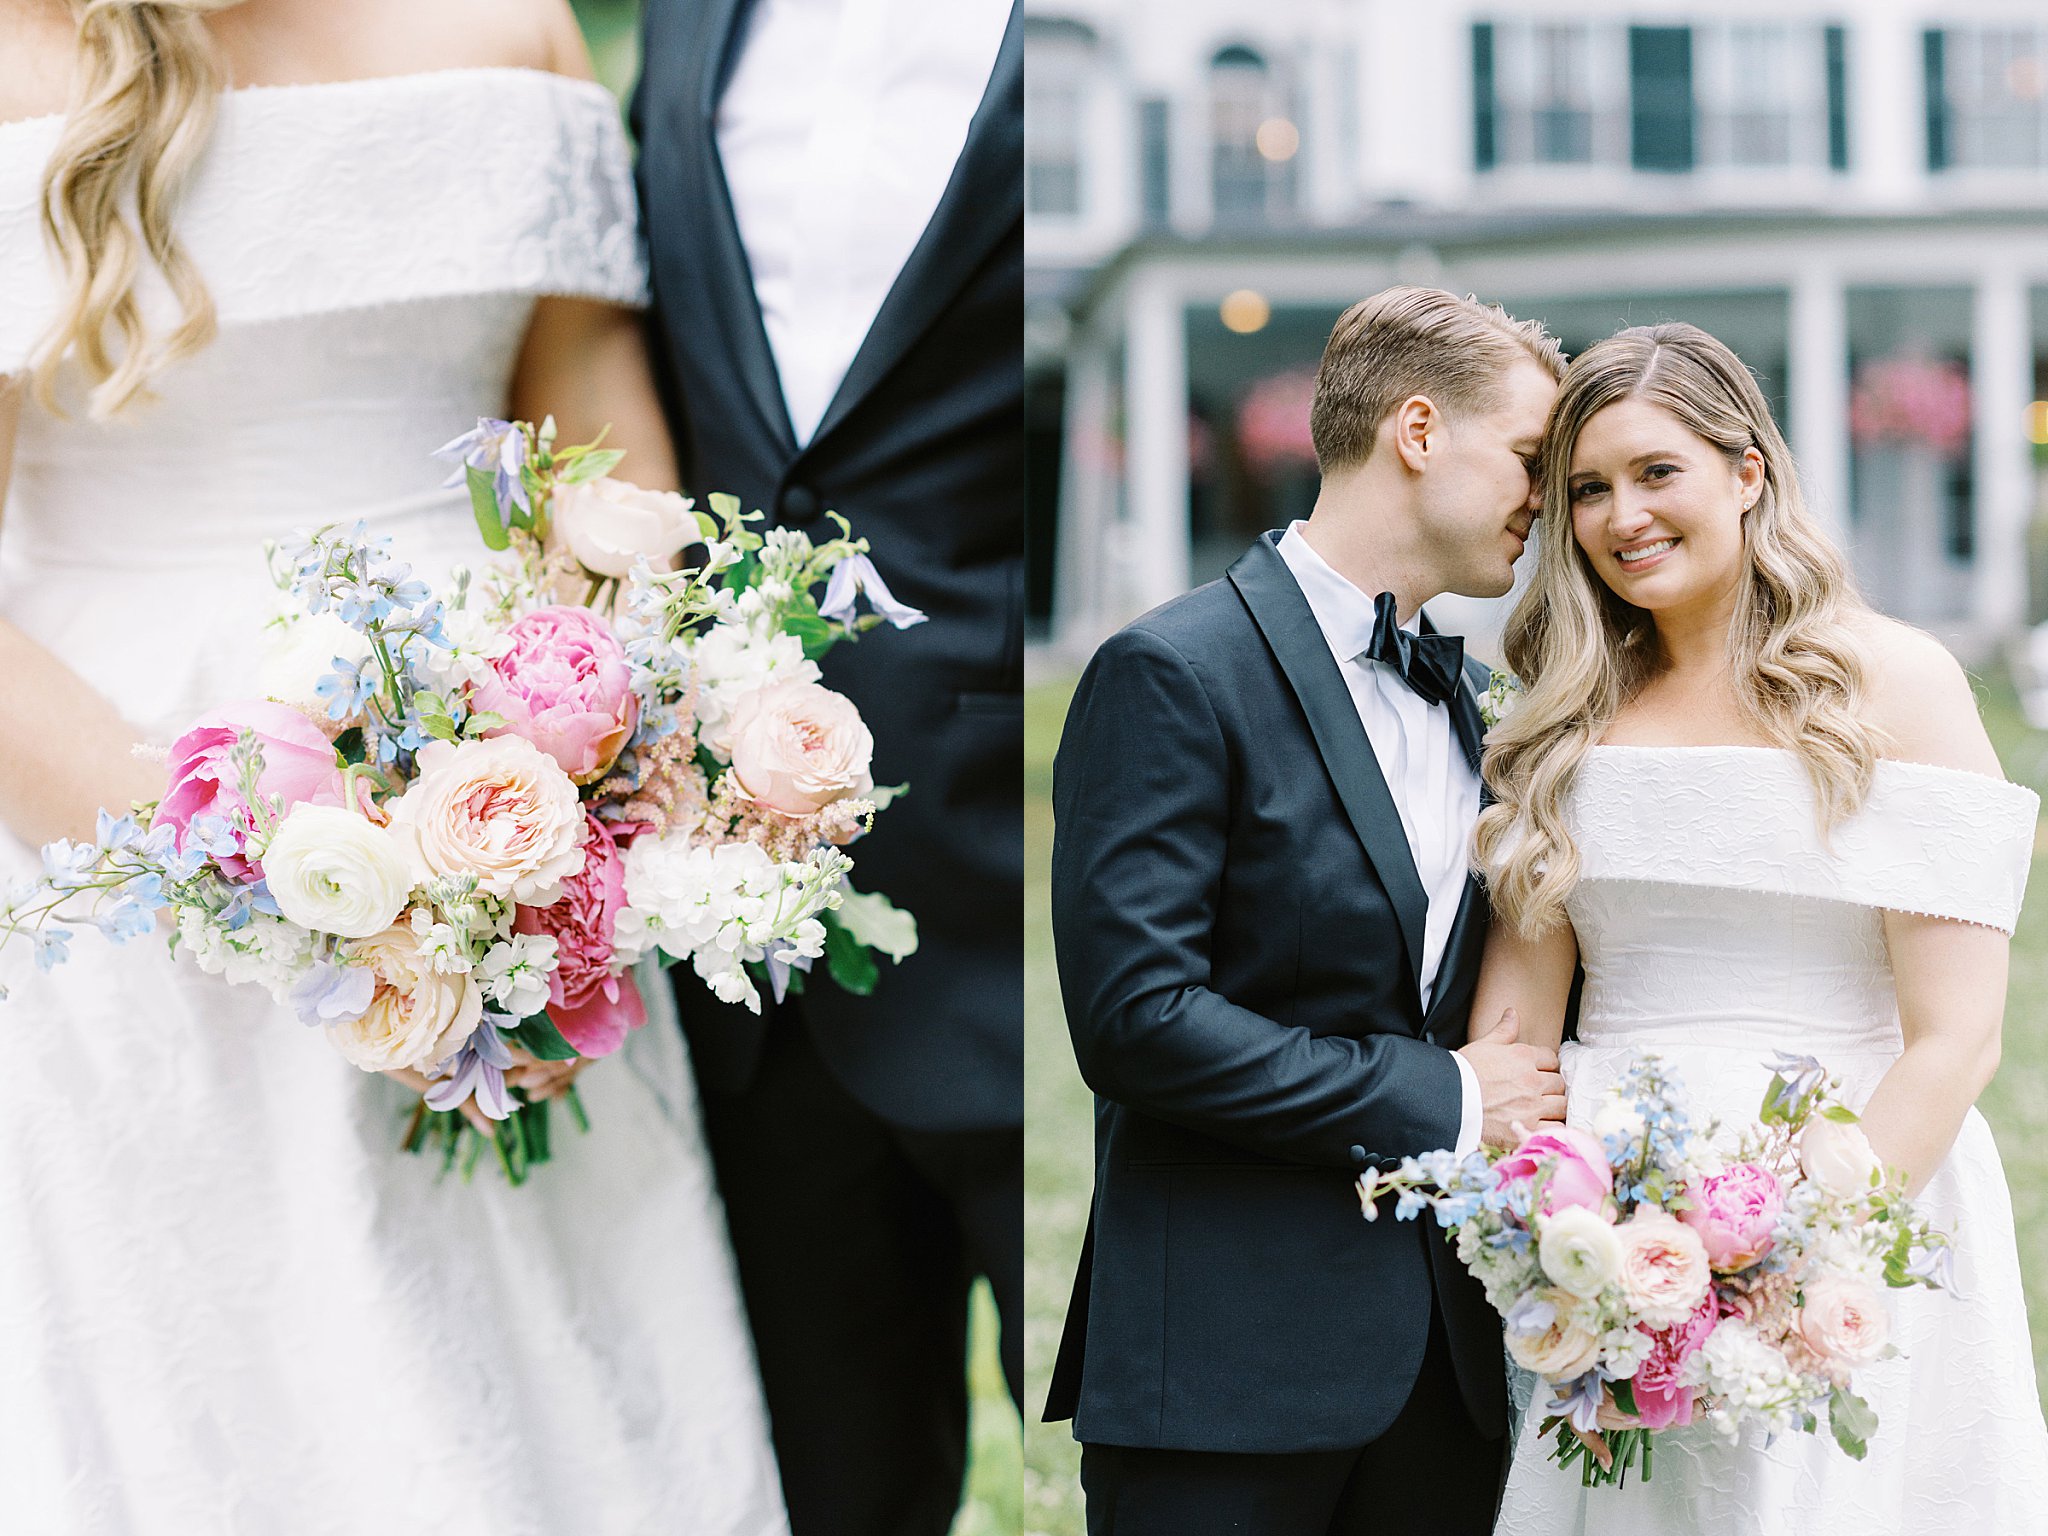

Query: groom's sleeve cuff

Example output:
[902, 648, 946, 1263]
[1451, 1051, 1482, 1158]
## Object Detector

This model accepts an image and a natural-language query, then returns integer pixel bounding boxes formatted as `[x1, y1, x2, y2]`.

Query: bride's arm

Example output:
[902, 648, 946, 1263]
[1857, 623, 2011, 1197]
[1464, 909, 1578, 1145]
[0, 376, 165, 847]
[505, 5, 681, 495]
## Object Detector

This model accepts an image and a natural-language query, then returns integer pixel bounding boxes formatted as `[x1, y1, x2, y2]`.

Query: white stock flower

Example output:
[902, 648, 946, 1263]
[261, 804, 413, 939]
[1799, 1117, 1884, 1199]
[408, 908, 474, 973]
[617, 835, 848, 1013]
[477, 933, 560, 1018]
[687, 624, 821, 759]
[1536, 1206, 1625, 1299]
[414, 606, 511, 697]
[174, 906, 316, 1003]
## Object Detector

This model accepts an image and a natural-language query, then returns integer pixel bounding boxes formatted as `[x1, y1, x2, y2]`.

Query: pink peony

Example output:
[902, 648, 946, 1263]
[470, 605, 639, 784]
[1493, 1126, 1613, 1215]
[1681, 1162, 1784, 1271]
[513, 814, 644, 1058]
[1632, 1290, 1719, 1429]
[153, 701, 348, 879]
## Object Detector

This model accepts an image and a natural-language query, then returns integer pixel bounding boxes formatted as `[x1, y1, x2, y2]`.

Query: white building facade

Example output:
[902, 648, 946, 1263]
[1025, 0, 2048, 662]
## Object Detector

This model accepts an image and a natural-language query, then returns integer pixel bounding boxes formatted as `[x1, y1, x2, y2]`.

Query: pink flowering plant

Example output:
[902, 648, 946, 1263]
[1358, 1053, 1958, 1488]
[0, 418, 921, 1184]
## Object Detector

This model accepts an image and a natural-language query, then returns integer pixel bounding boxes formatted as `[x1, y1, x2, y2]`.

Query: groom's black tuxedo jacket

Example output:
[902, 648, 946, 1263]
[1045, 531, 1507, 1454]
[631, 0, 1023, 1133]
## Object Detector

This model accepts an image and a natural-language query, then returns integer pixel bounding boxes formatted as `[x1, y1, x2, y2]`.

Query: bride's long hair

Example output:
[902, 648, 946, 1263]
[30, 0, 243, 418]
[1472, 322, 1883, 938]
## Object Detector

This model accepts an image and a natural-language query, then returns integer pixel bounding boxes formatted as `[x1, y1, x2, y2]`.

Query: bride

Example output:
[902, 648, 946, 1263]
[0, 1, 787, 1530]
[1473, 322, 2048, 1531]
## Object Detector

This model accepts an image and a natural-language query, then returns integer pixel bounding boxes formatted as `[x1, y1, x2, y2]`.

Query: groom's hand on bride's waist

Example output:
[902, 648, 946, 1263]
[1458, 1007, 1567, 1149]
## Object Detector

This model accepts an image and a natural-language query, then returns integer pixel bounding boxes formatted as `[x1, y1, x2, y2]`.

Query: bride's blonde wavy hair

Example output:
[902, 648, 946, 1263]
[1473, 322, 1883, 937]
[29, 0, 243, 418]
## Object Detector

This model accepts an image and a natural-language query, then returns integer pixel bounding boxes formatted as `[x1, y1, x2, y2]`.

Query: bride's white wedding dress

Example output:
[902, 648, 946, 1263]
[1494, 744, 2048, 1535]
[0, 70, 788, 1535]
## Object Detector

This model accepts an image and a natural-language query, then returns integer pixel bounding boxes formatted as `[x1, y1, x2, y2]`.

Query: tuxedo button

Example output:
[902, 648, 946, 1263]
[779, 484, 821, 522]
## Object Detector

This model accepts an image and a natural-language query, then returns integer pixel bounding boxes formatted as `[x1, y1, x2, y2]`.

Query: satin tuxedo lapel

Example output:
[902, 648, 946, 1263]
[1228, 533, 1428, 996]
[810, 3, 1023, 446]
[672, 0, 800, 458]
[1424, 653, 1496, 1043]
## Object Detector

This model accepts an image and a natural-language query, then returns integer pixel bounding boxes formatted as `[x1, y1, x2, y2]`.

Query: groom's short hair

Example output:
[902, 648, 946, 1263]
[1310, 287, 1564, 474]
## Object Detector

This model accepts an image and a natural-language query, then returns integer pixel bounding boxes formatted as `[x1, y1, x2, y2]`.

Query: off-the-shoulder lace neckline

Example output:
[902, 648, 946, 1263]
[1587, 741, 2031, 795]
[0, 65, 610, 137]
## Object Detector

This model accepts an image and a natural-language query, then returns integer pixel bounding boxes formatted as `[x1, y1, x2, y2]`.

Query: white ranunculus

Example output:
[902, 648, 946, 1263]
[261, 804, 412, 938]
[1591, 1096, 1647, 1147]
[554, 476, 706, 578]
[258, 611, 373, 728]
[1799, 1117, 1883, 1198]
[1536, 1204, 1625, 1299]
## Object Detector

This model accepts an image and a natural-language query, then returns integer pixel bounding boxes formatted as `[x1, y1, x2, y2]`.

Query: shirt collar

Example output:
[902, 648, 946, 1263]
[1274, 521, 1418, 666]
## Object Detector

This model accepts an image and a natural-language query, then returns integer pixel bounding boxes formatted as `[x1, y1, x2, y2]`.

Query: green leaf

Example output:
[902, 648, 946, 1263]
[822, 910, 879, 996]
[558, 448, 626, 485]
[466, 466, 509, 551]
[721, 549, 760, 594]
[504, 1012, 580, 1061]
[1828, 1387, 1877, 1460]
[1609, 1378, 1639, 1418]
[463, 710, 508, 738]
[419, 712, 460, 743]
[867, 782, 909, 811]
[707, 491, 741, 523]
[834, 888, 918, 961]
[1820, 1104, 1862, 1124]
[785, 608, 835, 661]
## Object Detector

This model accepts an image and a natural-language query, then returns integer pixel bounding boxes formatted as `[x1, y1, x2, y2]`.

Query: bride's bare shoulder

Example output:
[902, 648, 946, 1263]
[0, 1, 75, 127]
[329, 0, 593, 79]
[1847, 611, 2004, 777]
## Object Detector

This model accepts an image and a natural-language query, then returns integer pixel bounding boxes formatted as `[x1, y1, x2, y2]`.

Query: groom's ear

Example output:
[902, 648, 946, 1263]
[1389, 393, 1441, 474]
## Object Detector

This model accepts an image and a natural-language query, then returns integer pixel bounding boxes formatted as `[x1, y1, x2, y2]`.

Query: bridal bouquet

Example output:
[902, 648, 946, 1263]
[0, 418, 920, 1183]
[1358, 1053, 1957, 1487]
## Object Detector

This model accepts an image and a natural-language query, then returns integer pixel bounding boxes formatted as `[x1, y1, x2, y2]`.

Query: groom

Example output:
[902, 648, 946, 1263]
[631, 2, 1022, 1532]
[1047, 287, 1567, 1533]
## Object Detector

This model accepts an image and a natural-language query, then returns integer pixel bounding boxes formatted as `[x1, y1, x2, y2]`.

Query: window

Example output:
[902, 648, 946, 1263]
[1140, 99, 1172, 228]
[1630, 26, 1695, 172]
[1207, 46, 1298, 226]
[1930, 26, 2048, 171]
[1025, 22, 1094, 218]
[1532, 23, 1595, 163]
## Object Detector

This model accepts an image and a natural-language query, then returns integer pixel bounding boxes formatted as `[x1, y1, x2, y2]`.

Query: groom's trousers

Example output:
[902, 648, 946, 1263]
[698, 1013, 1024, 1536]
[1077, 1308, 1504, 1536]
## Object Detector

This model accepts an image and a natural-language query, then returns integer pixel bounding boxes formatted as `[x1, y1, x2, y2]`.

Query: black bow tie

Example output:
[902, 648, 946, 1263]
[1363, 592, 1464, 707]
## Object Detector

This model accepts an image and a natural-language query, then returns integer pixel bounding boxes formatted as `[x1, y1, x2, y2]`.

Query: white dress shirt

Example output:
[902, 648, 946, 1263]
[716, 0, 1012, 447]
[1276, 524, 1485, 1159]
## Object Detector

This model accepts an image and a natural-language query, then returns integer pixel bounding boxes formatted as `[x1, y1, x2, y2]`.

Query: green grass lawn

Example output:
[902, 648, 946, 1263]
[1024, 665, 2048, 1536]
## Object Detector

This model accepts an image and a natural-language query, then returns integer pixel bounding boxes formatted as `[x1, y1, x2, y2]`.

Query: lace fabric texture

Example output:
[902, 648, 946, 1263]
[0, 71, 786, 1535]
[1494, 745, 2048, 1535]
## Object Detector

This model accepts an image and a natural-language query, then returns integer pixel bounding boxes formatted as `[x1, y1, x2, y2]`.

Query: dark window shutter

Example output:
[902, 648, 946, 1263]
[1473, 23, 1497, 171]
[1629, 26, 1695, 172]
[1825, 26, 1850, 171]
[1924, 29, 1949, 172]
[1140, 98, 1171, 227]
